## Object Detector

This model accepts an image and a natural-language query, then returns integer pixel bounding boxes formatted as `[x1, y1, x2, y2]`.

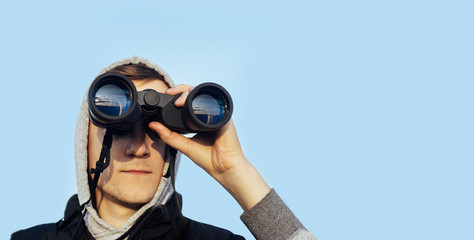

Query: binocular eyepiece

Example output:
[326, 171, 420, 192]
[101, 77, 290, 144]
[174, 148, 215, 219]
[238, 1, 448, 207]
[88, 72, 233, 133]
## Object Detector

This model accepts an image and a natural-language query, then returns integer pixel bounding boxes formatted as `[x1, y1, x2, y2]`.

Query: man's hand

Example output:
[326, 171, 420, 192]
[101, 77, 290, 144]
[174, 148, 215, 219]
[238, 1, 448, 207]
[149, 84, 270, 211]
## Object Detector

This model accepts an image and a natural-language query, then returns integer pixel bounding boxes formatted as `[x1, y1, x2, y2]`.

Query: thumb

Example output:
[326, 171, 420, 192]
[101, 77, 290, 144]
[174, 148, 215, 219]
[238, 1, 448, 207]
[148, 121, 194, 157]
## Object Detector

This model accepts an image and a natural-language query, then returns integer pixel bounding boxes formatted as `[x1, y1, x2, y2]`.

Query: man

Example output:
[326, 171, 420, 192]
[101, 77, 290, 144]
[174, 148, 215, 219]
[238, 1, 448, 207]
[12, 56, 316, 240]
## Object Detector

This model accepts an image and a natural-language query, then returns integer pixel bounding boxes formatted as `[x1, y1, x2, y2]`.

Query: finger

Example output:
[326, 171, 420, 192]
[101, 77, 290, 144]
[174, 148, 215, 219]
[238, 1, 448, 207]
[165, 84, 193, 95]
[148, 121, 205, 160]
[174, 87, 195, 107]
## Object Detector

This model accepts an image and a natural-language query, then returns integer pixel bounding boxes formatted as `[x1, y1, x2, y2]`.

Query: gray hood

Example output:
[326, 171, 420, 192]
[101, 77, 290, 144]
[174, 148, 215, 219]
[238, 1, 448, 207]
[74, 56, 181, 239]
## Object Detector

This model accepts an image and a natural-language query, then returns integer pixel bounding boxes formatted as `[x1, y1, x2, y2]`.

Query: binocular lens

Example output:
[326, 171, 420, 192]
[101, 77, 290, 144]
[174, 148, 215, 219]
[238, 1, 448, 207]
[192, 94, 226, 125]
[93, 84, 131, 117]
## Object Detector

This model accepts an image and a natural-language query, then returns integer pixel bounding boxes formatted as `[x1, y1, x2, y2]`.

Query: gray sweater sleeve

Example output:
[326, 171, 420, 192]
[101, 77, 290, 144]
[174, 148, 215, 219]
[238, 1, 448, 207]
[240, 189, 317, 240]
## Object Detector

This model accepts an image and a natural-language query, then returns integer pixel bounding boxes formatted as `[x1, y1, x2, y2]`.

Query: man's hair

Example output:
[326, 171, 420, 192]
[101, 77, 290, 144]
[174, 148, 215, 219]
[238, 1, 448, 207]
[107, 63, 165, 81]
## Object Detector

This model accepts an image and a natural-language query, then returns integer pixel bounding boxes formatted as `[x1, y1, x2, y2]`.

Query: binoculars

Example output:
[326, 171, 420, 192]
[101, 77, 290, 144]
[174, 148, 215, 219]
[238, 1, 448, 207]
[88, 72, 233, 133]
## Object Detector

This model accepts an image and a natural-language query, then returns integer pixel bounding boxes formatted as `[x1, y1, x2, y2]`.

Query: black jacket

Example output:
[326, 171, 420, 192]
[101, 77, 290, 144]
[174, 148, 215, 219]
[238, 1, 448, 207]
[11, 194, 245, 240]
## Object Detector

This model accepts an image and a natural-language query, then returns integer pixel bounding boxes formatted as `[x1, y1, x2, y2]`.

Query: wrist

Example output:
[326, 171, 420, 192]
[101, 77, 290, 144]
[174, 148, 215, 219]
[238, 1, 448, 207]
[216, 159, 271, 211]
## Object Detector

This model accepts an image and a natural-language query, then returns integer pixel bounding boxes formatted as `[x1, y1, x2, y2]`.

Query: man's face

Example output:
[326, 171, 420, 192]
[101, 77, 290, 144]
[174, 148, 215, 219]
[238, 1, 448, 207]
[88, 78, 170, 209]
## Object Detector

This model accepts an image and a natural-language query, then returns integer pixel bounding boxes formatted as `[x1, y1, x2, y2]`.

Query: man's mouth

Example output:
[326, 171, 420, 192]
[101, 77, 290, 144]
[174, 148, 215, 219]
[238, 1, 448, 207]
[122, 170, 152, 175]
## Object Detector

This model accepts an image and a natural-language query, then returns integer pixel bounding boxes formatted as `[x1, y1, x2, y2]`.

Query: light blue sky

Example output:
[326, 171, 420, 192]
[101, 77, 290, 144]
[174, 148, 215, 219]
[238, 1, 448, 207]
[1, 1, 473, 239]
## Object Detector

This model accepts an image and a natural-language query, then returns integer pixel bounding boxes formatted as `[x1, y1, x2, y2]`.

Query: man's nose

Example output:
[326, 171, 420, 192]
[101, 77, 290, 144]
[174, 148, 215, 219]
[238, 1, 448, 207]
[125, 126, 150, 158]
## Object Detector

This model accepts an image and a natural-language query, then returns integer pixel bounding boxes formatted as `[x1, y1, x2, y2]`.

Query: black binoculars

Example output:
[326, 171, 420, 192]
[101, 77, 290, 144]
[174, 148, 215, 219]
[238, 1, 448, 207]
[88, 72, 233, 133]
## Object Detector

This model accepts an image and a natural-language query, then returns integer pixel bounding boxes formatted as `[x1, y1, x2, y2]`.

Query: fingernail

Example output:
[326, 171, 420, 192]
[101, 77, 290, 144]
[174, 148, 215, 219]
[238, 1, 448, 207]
[149, 122, 163, 131]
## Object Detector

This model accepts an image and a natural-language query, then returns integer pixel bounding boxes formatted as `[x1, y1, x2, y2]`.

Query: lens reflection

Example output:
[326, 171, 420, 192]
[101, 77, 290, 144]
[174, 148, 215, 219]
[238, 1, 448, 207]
[192, 94, 225, 125]
[94, 84, 131, 116]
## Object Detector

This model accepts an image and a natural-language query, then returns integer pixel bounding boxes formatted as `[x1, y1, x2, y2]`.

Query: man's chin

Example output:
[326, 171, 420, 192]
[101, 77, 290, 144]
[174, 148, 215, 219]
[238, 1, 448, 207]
[116, 196, 152, 210]
[98, 183, 159, 210]
[114, 191, 156, 210]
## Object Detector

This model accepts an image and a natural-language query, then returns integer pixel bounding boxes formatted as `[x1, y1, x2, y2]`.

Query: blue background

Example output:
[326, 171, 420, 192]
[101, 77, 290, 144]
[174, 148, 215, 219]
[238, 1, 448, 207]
[1, 1, 473, 239]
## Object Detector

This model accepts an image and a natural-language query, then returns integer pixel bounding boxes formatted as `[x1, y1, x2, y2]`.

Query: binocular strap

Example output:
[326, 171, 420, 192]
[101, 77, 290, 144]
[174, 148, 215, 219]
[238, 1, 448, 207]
[57, 128, 115, 239]
[89, 127, 115, 208]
